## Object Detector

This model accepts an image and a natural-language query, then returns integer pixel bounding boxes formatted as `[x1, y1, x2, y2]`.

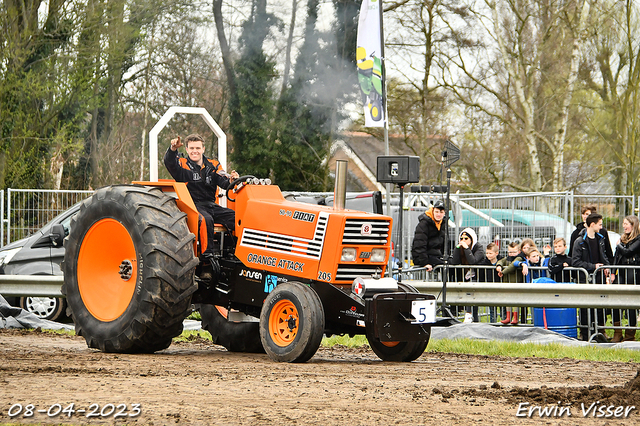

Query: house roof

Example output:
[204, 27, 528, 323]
[330, 131, 446, 191]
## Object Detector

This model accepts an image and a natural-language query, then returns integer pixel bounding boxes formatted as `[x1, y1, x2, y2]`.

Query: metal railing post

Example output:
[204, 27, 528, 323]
[6, 188, 12, 245]
[0, 189, 4, 247]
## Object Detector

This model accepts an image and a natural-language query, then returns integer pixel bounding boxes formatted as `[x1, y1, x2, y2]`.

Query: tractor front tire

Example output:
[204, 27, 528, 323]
[259, 282, 324, 363]
[200, 304, 264, 353]
[62, 185, 199, 353]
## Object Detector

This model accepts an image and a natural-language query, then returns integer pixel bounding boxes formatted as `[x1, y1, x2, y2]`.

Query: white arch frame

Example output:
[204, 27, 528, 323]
[148, 106, 227, 182]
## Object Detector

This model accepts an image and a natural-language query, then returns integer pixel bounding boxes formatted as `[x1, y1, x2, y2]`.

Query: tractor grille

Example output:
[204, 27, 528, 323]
[341, 219, 390, 245]
[240, 212, 328, 259]
[335, 264, 384, 282]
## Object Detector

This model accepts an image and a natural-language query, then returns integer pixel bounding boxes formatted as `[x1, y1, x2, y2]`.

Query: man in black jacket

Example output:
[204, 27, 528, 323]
[572, 213, 611, 341]
[411, 200, 446, 271]
[569, 205, 613, 262]
[164, 134, 239, 257]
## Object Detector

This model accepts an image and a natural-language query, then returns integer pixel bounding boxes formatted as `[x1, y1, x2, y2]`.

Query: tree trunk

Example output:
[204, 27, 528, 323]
[551, 0, 590, 192]
[213, 0, 236, 98]
[280, 0, 298, 98]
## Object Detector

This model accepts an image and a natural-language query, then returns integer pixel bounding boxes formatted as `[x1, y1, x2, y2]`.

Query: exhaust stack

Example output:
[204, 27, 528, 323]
[333, 160, 348, 211]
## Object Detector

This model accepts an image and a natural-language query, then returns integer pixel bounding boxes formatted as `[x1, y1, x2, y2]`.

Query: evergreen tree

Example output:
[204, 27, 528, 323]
[275, 0, 332, 191]
[228, 0, 278, 179]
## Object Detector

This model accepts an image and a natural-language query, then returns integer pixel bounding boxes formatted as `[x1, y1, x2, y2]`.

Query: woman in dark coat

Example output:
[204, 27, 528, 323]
[450, 227, 485, 322]
[612, 215, 640, 342]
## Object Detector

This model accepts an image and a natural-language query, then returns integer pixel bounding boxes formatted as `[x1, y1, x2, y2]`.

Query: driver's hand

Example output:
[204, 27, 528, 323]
[170, 137, 182, 151]
[230, 170, 239, 180]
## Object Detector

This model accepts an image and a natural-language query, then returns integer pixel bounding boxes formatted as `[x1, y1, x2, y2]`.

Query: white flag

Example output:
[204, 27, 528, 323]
[356, 0, 385, 127]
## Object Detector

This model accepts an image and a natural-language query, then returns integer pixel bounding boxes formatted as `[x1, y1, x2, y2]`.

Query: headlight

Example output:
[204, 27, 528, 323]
[341, 247, 357, 262]
[0, 247, 21, 267]
[370, 248, 386, 262]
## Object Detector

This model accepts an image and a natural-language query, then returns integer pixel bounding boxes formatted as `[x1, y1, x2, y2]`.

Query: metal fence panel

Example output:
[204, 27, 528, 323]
[6, 189, 93, 244]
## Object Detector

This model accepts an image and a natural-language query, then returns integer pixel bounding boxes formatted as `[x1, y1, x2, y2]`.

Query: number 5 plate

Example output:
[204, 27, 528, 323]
[411, 300, 436, 324]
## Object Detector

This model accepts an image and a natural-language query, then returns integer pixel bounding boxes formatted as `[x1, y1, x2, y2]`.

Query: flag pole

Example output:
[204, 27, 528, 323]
[378, 1, 394, 276]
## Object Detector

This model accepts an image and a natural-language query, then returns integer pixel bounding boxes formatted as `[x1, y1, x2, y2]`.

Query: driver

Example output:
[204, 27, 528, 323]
[163, 134, 239, 257]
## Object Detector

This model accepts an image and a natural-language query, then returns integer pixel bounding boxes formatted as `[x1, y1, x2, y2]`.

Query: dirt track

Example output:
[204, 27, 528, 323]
[1, 329, 639, 425]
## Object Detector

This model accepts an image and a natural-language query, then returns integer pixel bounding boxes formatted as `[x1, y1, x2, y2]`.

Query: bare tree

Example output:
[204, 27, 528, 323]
[581, 0, 640, 196]
[437, 0, 592, 192]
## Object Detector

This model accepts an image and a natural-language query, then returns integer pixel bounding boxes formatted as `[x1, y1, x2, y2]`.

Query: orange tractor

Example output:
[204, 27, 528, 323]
[62, 158, 436, 362]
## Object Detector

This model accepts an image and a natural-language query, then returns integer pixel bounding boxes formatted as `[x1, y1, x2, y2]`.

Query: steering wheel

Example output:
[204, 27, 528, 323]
[226, 175, 256, 202]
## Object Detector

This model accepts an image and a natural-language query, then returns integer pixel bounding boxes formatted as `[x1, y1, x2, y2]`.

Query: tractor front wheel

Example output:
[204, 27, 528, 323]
[62, 185, 199, 353]
[259, 282, 324, 363]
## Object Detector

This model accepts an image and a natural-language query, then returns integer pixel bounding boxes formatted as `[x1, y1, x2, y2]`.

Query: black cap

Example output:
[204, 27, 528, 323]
[433, 200, 445, 210]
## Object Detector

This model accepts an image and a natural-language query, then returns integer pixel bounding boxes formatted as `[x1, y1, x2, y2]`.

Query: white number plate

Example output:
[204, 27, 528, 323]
[411, 300, 436, 324]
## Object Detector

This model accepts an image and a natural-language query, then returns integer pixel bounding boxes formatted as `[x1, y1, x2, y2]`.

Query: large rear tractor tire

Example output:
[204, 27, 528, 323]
[62, 185, 199, 353]
[200, 304, 264, 353]
[365, 283, 430, 362]
[259, 282, 324, 363]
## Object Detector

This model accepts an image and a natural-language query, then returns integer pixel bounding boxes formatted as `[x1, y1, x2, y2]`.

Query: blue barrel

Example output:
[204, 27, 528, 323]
[533, 307, 578, 338]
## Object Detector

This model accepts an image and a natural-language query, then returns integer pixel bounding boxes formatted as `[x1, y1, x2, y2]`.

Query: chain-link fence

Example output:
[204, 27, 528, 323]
[5, 189, 93, 246]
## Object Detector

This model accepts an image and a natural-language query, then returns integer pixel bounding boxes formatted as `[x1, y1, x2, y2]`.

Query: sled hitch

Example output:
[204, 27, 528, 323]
[366, 292, 436, 342]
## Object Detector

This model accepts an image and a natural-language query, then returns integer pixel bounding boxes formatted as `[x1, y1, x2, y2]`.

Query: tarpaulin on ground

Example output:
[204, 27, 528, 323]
[0, 294, 73, 331]
[431, 322, 640, 350]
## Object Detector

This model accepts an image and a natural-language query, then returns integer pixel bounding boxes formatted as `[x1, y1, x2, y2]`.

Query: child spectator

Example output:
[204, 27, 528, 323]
[496, 242, 527, 324]
[548, 237, 572, 282]
[479, 243, 501, 283]
[524, 248, 548, 282]
[516, 239, 535, 323]
[478, 243, 502, 322]
[520, 238, 536, 258]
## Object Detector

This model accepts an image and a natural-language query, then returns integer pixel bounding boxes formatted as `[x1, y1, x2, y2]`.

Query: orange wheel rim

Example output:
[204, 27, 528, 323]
[381, 341, 400, 347]
[77, 218, 137, 322]
[216, 306, 229, 319]
[269, 299, 299, 347]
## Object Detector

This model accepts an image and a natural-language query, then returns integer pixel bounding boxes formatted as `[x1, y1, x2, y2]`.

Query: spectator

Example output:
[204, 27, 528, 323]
[569, 205, 613, 263]
[450, 228, 485, 323]
[572, 212, 611, 341]
[548, 237, 572, 283]
[520, 238, 536, 258]
[612, 215, 640, 342]
[478, 242, 502, 323]
[524, 249, 549, 282]
[517, 238, 535, 321]
[411, 200, 446, 271]
[496, 242, 527, 325]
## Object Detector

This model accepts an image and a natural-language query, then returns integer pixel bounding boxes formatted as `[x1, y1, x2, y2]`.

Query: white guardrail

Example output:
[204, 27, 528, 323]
[3, 275, 640, 310]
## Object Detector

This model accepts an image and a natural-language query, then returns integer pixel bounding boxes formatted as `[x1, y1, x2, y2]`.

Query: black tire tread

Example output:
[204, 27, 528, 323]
[259, 282, 325, 363]
[62, 185, 198, 353]
[200, 305, 265, 353]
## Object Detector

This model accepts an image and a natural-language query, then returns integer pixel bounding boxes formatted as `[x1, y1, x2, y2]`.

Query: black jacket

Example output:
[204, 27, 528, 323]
[411, 208, 445, 267]
[614, 235, 640, 265]
[571, 229, 610, 274]
[570, 222, 613, 264]
[548, 253, 572, 283]
[477, 255, 502, 283]
[614, 235, 640, 284]
[163, 147, 232, 204]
